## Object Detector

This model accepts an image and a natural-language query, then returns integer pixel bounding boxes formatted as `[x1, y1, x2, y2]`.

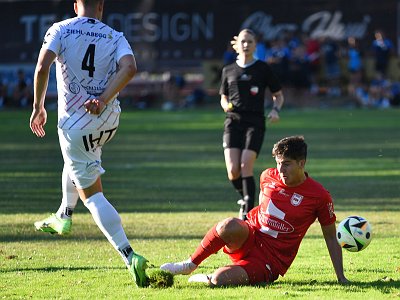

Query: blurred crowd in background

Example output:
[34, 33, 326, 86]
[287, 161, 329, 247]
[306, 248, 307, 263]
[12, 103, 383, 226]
[1, 29, 399, 110]
[0, 69, 32, 109]
[217, 28, 399, 110]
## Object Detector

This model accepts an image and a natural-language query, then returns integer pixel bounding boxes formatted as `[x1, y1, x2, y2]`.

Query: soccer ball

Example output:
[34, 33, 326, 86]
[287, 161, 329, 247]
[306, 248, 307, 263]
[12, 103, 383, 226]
[336, 216, 372, 252]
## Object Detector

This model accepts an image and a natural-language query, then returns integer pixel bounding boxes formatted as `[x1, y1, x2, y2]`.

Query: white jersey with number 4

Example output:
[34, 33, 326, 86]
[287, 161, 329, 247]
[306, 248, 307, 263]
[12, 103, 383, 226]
[42, 16, 134, 130]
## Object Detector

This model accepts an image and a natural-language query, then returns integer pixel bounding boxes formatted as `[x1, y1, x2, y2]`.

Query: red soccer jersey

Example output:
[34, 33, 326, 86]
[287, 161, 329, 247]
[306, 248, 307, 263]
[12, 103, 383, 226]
[246, 168, 336, 276]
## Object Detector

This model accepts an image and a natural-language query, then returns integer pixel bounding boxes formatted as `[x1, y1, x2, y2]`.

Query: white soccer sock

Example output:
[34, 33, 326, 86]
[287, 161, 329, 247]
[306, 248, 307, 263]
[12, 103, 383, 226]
[84, 192, 131, 258]
[56, 166, 79, 219]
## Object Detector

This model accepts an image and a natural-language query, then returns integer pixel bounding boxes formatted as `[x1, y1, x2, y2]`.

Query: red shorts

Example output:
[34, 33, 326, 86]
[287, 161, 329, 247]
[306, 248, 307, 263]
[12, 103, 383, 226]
[223, 223, 279, 285]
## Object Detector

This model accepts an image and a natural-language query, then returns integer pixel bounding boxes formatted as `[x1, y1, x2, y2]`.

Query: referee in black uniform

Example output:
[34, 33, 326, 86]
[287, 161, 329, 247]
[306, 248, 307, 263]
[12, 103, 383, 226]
[220, 29, 284, 220]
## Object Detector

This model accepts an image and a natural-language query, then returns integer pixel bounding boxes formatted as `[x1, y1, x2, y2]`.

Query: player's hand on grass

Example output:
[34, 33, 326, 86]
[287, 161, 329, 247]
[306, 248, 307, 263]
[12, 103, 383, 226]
[84, 98, 106, 115]
[30, 107, 47, 138]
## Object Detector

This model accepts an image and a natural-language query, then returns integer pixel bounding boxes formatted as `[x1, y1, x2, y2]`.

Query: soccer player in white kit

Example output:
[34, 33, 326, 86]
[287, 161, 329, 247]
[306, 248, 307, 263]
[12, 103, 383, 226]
[29, 0, 149, 287]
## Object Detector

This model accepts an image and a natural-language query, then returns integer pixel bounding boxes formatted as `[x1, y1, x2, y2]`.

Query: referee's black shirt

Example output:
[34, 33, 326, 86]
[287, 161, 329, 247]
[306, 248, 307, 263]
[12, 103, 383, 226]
[220, 60, 282, 117]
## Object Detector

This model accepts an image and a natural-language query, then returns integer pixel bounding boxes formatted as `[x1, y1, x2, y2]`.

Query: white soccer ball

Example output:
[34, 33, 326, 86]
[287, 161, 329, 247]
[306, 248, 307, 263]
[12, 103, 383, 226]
[336, 216, 372, 252]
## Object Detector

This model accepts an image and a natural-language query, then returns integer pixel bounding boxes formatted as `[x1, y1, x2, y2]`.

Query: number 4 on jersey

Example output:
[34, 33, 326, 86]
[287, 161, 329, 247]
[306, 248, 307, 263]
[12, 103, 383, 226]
[82, 44, 96, 77]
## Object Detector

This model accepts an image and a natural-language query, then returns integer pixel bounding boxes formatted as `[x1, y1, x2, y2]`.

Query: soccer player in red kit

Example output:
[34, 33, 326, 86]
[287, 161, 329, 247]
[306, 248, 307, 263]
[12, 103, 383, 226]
[161, 136, 348, 286]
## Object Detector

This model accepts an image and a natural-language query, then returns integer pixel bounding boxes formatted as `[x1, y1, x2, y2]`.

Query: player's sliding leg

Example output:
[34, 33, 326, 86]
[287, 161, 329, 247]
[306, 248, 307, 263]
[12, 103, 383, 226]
[160, 259, 197, 275]
[162, 219, 251, 287]
[34, 166, 78, 235]
[189, 265, 250, 286]
[160, 224, 225, 275]
[83, 191, 149, 287]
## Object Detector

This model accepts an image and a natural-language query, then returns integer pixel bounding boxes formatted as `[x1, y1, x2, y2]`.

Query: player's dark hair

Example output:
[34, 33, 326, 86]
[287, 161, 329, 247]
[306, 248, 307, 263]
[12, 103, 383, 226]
[272, 136, 307, 161]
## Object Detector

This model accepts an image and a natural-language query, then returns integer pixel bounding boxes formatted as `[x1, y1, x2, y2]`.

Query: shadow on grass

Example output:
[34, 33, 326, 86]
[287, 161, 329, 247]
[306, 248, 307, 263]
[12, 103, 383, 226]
[1, 197, 399, 214]
[275, 278, 400, 292]
[0, 233, 206, 243]
[0, 265, 124, 273]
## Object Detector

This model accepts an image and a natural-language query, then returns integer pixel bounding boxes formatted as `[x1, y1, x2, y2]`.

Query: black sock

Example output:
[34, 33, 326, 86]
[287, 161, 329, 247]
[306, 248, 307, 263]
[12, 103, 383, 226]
[60, 207, 74, 219]
[230, 177, 243, 197]
[119, 246, 134, 266]
[242, 176, 256, 213]
[64, 207, 74, 218]
[120, 246, 133, 258]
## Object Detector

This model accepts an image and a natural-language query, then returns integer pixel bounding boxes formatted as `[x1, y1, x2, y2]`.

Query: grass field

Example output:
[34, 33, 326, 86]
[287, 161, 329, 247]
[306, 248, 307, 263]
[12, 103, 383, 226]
[0, 107, 399, 299]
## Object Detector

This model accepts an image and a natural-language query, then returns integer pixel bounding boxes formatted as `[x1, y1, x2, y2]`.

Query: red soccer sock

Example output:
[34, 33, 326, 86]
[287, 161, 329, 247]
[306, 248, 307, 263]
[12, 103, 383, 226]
[190, 224, 226, 266]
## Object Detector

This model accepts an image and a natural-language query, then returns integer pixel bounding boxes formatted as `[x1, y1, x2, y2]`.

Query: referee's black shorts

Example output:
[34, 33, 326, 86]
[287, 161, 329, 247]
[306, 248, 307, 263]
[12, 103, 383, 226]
[222, 114, 265, 155]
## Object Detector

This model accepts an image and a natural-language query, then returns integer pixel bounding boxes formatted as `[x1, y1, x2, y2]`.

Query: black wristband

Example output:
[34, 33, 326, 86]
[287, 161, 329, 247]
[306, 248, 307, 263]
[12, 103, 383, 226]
[272, 106, 281, 113]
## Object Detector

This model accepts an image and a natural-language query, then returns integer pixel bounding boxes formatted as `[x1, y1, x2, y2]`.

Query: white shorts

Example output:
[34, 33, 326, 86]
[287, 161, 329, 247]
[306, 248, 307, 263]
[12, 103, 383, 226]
[58, 125, 118, 189]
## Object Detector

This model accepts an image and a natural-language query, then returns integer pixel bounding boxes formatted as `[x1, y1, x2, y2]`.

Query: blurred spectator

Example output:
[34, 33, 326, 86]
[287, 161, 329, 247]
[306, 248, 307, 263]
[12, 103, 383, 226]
[12, 69, 32, 107]
[266, 38, 290, 83]
[210, 42, 238, 86]
[162, 72, 186, 110]
[183, 86, 206, 108]
[355, 78, 391, 108]
[368, 78, 391, 108]
[0, 75, 8, 109]
[254, 33, 267, 61]
[288, 42, 311, 89]
[389, 81, 400, 107]
[354, 83, 370, 107]
[286, 41, 312, 107]
[321, 36, 341, 96]
[346, 37, 364, 97]
[286, 30, 301, 51]
[223, 42, 237, 66]
[372, 30, 394, 79]
[303, 35, 321, 94]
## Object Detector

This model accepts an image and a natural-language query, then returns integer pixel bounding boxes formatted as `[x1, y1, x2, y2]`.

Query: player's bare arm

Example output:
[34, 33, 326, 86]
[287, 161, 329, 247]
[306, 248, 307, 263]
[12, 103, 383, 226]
[321, 223, 349, 284]
[258, 191, 263, 205]
[30, 48, 56, 137]
[267, 90, 284, 123]
[84, 54, 137, 115]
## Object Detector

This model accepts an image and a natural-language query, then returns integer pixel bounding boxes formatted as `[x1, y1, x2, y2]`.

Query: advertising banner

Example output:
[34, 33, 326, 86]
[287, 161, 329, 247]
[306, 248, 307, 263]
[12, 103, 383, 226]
[0, 0, 397, 70]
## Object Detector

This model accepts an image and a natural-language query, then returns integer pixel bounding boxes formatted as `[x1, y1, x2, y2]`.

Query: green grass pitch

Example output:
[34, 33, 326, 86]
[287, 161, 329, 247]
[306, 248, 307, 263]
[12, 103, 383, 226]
[0, 107, 399, 299]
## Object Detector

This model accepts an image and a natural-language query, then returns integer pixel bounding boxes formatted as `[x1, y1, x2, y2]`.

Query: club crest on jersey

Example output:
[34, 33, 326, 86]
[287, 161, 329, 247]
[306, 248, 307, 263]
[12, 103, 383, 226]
[239, 74, 251, 81]
[250, 86, 259, 95]
[69, 82, 80, 94]
[290, 193, 303, 206]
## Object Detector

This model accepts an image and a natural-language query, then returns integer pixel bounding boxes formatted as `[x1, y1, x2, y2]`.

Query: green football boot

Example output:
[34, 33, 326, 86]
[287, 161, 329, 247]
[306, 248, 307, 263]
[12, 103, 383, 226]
[129, 253, 149, 287]
[34, 214, 72, 235]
